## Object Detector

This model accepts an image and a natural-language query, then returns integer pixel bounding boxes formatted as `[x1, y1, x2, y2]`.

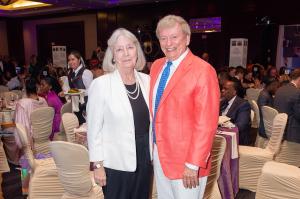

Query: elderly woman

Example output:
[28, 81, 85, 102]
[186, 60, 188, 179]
[87, 28, 151, 199]
[66, 50, 93, 124]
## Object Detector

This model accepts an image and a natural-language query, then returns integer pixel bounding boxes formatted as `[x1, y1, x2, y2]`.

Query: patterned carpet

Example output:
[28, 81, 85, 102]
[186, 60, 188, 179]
[236, 189, 256, 199]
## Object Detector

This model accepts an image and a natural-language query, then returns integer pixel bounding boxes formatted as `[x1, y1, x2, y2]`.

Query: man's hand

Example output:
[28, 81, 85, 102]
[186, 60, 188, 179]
[182, 166, 199, 189]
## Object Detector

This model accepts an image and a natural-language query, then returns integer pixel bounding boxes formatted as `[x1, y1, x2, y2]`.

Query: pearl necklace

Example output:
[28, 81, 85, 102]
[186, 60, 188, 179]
[125, 82, 140, 100]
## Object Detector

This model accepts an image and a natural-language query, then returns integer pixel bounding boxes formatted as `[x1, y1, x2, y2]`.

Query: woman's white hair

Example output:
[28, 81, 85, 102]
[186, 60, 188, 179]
[102, 28, 146, 72]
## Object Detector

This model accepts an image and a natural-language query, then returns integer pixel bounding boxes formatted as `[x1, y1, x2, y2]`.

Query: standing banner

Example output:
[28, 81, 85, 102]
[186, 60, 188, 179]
[229, 38, 248, 68]
[276, 25, 300, 70]
[52, 45, 67, 68]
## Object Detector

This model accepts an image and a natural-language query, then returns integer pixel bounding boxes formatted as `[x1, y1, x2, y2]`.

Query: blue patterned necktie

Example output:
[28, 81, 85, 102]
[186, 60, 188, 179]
[153, 61, 172, 143]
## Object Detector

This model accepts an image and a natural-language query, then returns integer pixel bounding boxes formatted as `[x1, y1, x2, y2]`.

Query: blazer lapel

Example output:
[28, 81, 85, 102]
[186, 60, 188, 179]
[112, 70, 133, 119]
[157, 52, 193, 111]
[226, 97, 240, 118]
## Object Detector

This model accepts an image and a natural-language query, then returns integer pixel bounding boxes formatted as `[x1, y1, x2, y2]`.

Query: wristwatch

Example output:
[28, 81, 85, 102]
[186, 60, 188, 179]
[93, 162, 103, 169]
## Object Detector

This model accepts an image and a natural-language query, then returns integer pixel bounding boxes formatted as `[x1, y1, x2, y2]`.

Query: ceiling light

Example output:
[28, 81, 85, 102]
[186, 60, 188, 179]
[0, 0, 18, 6]
[0, 0, 51, 10]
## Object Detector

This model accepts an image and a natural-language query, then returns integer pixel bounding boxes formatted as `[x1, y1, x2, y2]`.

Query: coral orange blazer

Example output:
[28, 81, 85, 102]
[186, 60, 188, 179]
[150, 51, 220, 179]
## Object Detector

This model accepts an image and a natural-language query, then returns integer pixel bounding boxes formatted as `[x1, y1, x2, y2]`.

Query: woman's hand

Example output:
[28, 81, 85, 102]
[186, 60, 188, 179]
[94, 167, 106, 187]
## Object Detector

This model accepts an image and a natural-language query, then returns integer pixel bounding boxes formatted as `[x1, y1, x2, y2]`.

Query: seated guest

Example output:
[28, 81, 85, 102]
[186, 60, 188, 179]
[14, 79, 49, 193]
[39, 76, 63, 140]
[274, 69, 300, 143]
[228, 67, 236, 78]
[243, 71, 255, 88]
[220, 79, 251, 145]
[279, 74, 290, 87]
[257, 78, 279, 138]
[218, 70, 230, 90]
[6, 67, 26, 90]
[89, 58, 104, 79]
[253, 74, 263, 89]
[15, 78, 48, 147]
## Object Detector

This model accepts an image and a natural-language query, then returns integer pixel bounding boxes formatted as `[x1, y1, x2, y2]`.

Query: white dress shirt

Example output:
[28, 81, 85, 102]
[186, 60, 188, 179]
[152, 49, 199, 170]
[152, 49, 189, 113]
[6, 76, 21, 90]
[222, 96, 237, 116]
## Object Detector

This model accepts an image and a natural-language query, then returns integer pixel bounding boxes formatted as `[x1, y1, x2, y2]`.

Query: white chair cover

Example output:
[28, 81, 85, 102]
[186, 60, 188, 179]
[50, 141, 103, 199]
[239, 113, 287, 192]
[261, 106, 278, 138]
[15, 123, 64, 199]
[249, 100, 260, 129]
[275, 140, 300, 167]
[62, 113, 79, 143]
[246, 88, 262, 102]
[255, 106, 278, 148]
[30, 107, 54, 155]
[256, 161, 300, 199]
[53, 102, 72, 141]
[0, 140, 9, 173]
[204, 135, 226, 199]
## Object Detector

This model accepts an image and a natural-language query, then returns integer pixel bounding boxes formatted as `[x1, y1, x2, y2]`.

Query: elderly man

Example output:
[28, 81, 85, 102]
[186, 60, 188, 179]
[274, 69, 300, 143]
[150, 15, 220, 199]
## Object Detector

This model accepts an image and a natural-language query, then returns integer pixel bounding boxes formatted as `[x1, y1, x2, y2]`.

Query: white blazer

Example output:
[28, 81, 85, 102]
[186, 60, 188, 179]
[87, 69, 152, 172]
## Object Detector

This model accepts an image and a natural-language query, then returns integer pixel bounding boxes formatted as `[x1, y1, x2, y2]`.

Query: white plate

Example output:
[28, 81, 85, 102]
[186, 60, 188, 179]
[64, 89, 84, 96]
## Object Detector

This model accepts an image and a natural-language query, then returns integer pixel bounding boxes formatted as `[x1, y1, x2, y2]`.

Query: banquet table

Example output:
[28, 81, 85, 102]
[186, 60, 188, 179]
[217, 127, 239, 199]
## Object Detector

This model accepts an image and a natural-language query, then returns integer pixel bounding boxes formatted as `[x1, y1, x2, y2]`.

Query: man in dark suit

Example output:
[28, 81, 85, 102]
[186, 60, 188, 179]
[274, 69, 300, 143]
[220, 79, 251, 145]
[257, 77, 280, 138]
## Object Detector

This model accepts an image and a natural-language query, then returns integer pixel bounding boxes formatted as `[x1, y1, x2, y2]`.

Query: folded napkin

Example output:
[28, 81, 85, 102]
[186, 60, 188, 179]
[218, 115, 231, 125]
[71, 91, 85, 112]
[221, 121, 236, 129]
[60, 76, 70, 93]
[218, 131, 238, 159]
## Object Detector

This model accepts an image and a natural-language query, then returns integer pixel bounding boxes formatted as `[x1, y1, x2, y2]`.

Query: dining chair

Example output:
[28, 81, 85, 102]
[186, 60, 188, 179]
[256, 161, 300, 199]
[255, 106, 278, 149]
[62, 113, 79, 143]
[239, 113, 287, 192]
[275, 140, 300, 167]
[30, 107, 54, 155]
[0, 139, 10, 198]
[203, 135, 226, 199]
[0, 140, 10, 173]
[249, 100, 260, 129]
[246, 88, 262, 102]
[50, 141, 103, 199]
[15, 123, 64, 199]
[261, 106, 278, 138]
[53, 102, 72, 141]
[150, 135, 227, 199]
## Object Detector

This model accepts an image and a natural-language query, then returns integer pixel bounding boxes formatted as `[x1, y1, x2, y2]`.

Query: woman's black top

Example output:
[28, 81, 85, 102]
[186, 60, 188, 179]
[125, 83, 149, 135]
